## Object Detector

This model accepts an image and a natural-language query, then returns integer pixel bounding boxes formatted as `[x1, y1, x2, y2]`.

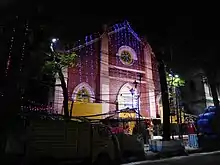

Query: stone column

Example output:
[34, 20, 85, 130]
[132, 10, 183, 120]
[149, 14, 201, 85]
[53, 67, 68, 114]
[144, 46, 156, 118]
[100, 26, 110, 116]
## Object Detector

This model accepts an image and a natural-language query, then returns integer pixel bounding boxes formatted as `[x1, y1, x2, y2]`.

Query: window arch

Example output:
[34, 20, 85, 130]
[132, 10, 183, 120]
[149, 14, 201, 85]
[72, 82, 95, 103]
[117, 83, 139, 111]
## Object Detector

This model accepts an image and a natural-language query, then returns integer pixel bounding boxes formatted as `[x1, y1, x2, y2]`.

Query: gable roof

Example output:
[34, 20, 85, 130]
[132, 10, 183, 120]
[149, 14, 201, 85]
[66, 20, 146, 52]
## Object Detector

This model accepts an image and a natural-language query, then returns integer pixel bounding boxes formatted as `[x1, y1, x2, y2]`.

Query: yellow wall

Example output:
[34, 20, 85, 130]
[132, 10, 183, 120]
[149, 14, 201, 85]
[68, 102, 102, 119]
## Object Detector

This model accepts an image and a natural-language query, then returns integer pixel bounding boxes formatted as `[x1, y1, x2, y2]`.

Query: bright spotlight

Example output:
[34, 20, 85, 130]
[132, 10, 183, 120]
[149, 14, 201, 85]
[51, 38, 58, 43]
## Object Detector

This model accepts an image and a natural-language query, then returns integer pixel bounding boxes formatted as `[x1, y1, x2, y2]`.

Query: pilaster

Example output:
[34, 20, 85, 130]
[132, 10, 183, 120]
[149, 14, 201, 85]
[144, 46, 156, 118]
[100, 28, 110, 116]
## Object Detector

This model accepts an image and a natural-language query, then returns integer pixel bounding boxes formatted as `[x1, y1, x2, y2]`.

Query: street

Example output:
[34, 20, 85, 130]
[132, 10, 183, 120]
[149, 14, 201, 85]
[123, 151, 220, 165]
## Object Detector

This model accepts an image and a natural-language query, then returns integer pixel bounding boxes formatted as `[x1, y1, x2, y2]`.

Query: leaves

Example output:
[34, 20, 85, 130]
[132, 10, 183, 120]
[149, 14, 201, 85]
[59, 52, 77, 68]
[42, 52, 77, 75]
[42, 61, 57, 76]
[166, 72, 185, 87]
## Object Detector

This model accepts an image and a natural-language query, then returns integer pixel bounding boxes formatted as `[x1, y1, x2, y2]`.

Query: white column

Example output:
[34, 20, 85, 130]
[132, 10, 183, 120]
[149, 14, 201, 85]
[144, 47, 156, 118]
[100, 31, 110, 116]
[54, 67, 68, 114]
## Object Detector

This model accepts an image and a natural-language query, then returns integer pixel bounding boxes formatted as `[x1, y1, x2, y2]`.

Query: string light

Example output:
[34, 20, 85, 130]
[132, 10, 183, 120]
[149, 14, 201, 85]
[85, 40, 88, 83]
[5, 27, 16, 76]
[65, 20, 160, 116]
[20, 21, 29, 71]
[90, 35, 94, 81]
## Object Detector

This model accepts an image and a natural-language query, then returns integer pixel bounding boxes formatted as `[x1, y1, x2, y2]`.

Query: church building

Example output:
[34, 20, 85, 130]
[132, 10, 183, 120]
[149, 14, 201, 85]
[53, 20, 161, 119]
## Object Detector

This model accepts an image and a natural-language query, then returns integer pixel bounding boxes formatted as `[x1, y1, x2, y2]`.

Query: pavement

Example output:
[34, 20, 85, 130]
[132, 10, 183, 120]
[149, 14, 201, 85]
[143, 143, 202, 160]
[122, 150, 220, 165]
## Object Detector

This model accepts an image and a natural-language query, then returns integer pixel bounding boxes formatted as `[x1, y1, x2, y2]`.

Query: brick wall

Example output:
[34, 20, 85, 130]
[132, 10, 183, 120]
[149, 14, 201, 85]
[108, 29, 151, 117]
[65, 26, 160, 118]
[151, 54, 161, 116]
[67, 40, 100, 100]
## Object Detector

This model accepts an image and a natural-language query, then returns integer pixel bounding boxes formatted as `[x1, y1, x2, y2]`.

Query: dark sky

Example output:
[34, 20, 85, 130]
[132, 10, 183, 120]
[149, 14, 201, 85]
[2, 1, 220, 65]
[1, 2, 213, 37]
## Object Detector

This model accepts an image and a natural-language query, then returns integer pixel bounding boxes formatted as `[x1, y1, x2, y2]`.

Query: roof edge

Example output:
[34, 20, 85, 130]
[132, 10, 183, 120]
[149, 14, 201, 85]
[66, 20, 150, 52]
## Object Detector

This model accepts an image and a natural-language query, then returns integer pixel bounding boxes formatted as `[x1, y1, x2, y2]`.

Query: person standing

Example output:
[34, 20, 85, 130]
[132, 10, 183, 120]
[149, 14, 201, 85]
[187, 119, 198, 148]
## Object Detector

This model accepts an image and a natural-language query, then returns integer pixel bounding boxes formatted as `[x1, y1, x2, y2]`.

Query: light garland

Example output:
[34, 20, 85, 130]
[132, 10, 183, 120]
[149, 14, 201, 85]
[109, 22, 143, 72]
[85, 40, 88, 83]
[5, 27, 16, 76]
[66, 21, 160, 116]
[20, 21, 29, 71]
[21, 105, 54, 113]
[90, 35, 94, 81]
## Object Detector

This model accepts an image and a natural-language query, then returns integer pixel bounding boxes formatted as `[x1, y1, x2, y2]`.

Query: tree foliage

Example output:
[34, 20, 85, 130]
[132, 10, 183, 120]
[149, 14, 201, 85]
[42, 52, 77, 76]
[42, 51, 77, 119]
[166, 72, 185, 87]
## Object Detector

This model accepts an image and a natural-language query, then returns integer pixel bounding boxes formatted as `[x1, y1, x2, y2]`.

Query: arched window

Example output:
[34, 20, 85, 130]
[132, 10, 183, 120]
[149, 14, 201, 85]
[117, 83, 139, 111]
[72, 82, 95, 103]
[76, 87, 90, 103]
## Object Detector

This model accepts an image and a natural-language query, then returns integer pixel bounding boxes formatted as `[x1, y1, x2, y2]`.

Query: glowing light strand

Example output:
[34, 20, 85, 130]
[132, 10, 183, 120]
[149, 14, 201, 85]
[116, 30, 120, 66]
[90, 35, 94, 81]
[85, 45, 88, 83]
[5, 27, 16, 76]
[20, 21, 29, 71]
[69, 20, 143, 53]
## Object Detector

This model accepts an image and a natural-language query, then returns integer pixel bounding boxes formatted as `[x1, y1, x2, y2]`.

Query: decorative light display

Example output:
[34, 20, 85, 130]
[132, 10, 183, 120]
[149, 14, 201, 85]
[78, 55, 82, 82]
[21, 104, 54, 113]
[109, 20, 142, 71]
[85, 41, 88, 83]
[68, 20, 151, 87]
[89, 35, 94, 81]
[20, 21, 29, 71]
[5, 27, 15, 76]
[64, 20, 159, 115]
[5, 17, 29, 76]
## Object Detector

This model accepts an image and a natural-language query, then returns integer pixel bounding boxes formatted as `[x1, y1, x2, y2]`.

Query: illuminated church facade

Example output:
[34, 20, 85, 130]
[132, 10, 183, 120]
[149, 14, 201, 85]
[53, 21, 162, 119]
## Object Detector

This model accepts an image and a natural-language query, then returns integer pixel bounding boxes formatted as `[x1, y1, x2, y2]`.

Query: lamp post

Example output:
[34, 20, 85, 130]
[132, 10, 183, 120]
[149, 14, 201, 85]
[130, 88, 135, 108]
[133, 74, 142, 133]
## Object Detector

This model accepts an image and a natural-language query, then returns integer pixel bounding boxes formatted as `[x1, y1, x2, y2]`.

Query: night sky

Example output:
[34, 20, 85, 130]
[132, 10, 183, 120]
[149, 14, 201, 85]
[1, 1, 220, 69]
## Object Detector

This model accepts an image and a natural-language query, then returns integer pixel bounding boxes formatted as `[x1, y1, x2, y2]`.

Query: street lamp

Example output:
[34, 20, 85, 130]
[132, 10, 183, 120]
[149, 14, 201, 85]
[52, 38, 59, 43]
[130, 88, 135, 108]
[132, 74, 142, 133]
[50, 38, 59, 52]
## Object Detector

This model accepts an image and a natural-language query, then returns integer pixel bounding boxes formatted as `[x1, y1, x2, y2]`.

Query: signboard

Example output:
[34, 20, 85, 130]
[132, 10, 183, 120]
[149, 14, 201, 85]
[68, 102, 102, 119]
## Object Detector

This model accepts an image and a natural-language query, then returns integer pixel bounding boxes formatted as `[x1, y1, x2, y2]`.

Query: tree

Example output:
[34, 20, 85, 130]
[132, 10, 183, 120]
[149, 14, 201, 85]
[43, 51, 77, 119]
[166, 73, 185, 88]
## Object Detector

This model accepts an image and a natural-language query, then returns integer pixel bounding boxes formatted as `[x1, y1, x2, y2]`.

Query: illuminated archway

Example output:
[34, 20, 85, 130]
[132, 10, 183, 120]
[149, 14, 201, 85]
[117, 83, 139, 111]
[72, 82, 95, 103]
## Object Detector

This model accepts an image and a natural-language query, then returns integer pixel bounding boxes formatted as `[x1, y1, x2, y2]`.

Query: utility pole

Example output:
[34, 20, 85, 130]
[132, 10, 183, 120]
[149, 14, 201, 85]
[158, 59, 171, 141]
[137, 73, 142, 125]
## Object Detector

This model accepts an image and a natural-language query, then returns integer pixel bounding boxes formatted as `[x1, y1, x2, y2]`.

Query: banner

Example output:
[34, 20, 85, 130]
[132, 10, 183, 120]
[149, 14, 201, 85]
[68, 102, 102, 119]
